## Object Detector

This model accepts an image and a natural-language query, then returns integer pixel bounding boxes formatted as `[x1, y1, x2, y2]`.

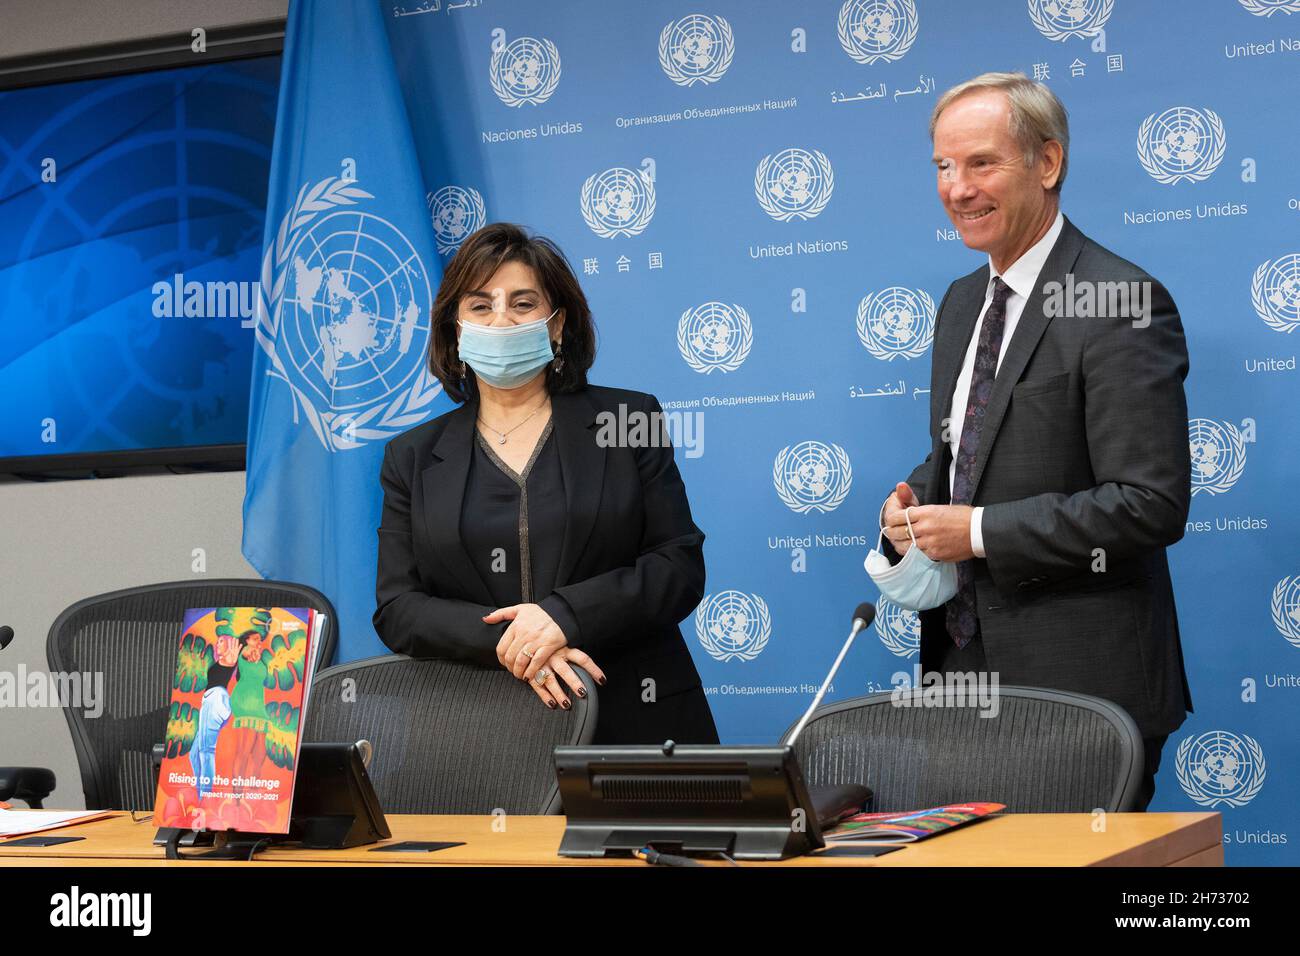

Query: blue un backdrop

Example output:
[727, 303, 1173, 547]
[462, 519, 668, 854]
[243, 0, 1300, 860]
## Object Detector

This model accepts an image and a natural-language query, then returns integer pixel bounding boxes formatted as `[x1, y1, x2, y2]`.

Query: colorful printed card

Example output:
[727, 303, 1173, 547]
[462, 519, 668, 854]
[823, 802, 1006, 843]
[151, 606, 322, 835]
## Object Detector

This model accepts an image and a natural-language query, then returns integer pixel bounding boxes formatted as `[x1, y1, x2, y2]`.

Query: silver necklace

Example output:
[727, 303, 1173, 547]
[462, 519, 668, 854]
[478, 398, 549, 445]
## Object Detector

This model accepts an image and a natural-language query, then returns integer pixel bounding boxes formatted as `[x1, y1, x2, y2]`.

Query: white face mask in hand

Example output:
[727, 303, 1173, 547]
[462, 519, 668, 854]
[864, 506, 960, 612]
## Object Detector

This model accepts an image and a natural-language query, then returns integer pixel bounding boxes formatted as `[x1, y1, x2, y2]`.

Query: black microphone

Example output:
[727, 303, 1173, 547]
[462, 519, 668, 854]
[0, 626, 12, 651]
[785, 602, 875, 746]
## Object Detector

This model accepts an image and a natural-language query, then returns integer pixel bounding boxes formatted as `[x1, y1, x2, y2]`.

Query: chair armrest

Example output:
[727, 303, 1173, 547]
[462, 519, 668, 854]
[0, 766, 57, 809]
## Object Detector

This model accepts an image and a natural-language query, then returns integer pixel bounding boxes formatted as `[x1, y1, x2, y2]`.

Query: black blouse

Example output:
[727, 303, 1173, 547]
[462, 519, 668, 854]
[460, 418, 577, 639]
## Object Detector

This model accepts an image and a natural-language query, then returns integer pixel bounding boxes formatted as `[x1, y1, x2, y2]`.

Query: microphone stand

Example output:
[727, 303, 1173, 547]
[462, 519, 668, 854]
[786, 610, 874, 748]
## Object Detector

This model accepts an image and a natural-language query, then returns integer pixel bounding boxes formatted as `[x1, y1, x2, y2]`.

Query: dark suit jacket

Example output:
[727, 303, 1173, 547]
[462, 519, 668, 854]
[373, 384, 719, 745]
[899, 216, 1194, 738]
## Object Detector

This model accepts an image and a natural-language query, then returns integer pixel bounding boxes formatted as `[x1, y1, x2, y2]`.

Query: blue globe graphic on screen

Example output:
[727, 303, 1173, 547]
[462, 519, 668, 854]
[0, 61, 278, 454]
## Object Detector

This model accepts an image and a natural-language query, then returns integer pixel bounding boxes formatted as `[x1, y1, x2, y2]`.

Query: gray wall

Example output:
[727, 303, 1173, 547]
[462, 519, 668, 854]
[0, 0, 286, 809]
[0, 0, 287, 60]
[0, 472, 258, 808]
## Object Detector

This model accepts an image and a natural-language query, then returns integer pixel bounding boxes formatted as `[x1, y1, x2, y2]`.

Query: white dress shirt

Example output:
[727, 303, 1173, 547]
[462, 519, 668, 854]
[948, 210, 1064, 558]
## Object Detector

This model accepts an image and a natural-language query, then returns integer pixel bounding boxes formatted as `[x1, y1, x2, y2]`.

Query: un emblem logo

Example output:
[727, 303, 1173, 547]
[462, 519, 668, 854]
[1271, 576, 1300, 649]
[580, 166, 656, 238]
[1137, 107, 1227, 184]
[874, 598, 921, 659]
[659, 14, 734, 86]
[489, 36, 561, 107]
[1250, 253, 1300, 334]
[755, 148, 834, 221]
[837, 0, 919, 64]
[427, 186, 485, 256]
[677, 302, 753, 374]
[1239, 0, 1300, 16]
[1188, 418, 1247, 496]
[1027, 0, 1114, 41]
[255, 177, 440, 451]
[696, 590, 771, 662]
[1176, 731, 1266, 808]
[856, 287, 936, 361]
[773, 441, 853, 514]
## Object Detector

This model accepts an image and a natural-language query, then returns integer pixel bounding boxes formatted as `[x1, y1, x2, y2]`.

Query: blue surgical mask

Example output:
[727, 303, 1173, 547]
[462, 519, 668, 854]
[864, 506, 960, 611]
[457, 309, 558, 390]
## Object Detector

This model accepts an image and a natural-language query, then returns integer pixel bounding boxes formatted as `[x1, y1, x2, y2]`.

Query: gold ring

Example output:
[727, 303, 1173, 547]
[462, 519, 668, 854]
[533, 669, 550, 686]
[520, 647, 534, 659]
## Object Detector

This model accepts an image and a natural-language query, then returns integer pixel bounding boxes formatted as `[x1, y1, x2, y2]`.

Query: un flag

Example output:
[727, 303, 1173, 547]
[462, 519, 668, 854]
[242, 0, 450, 662]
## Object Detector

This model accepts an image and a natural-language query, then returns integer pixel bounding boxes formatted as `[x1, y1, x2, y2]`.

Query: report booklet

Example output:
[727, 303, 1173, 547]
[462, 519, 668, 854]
[823, 802, 1006, 844]
[151, 606, 326, 834]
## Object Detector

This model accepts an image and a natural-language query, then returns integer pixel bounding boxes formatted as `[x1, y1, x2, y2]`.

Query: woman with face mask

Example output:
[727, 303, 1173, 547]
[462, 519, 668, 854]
[372, 222, 718, 746]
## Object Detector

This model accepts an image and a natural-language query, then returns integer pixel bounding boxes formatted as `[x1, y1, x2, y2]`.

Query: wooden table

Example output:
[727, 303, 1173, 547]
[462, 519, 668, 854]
[0, 811, 1222, 866]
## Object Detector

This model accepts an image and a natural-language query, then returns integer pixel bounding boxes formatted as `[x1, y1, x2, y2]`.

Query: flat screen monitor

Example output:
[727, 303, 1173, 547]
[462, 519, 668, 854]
[554, 743, 831, 861]
[0, 52, 281, 473]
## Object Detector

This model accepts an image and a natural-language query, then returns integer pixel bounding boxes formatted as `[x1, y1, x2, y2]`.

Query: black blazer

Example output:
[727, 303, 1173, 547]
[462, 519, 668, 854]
[897, 216, 1193, 738]
[373, 384, 718, 745]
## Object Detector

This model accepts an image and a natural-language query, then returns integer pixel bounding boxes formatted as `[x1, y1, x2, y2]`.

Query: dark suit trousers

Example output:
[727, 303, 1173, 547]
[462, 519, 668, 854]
[934, 637, 1167, 812]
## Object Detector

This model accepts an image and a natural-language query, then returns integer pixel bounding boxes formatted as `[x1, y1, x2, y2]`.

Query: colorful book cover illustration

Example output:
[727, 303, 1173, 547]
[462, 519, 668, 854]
[824, 802, 1006, 843]
[152, 607, 315, 834]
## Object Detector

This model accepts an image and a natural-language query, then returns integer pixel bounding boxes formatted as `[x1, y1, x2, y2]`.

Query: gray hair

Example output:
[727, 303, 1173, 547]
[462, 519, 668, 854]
[929, 71, 1070, 193]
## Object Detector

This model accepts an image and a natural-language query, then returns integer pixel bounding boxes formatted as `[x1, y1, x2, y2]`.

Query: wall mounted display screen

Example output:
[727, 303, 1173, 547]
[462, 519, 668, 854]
[0, 54, 280, 470]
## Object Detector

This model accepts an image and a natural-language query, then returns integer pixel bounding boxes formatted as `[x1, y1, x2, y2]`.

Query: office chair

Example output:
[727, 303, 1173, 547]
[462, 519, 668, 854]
[781, 685, 1145, 812]
[46, 579, 338, 810]
[304, 654, 598, 815]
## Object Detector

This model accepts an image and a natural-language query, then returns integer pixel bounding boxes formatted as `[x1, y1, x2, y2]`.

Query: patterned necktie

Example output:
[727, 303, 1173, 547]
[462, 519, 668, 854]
[945, 276, 1013, 648]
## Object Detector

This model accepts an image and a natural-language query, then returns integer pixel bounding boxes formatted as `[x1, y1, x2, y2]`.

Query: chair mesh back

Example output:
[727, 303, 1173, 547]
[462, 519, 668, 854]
[303, 656, 596, 815]
[786, 687, 1141, 812]
[46, 580, 338, 810]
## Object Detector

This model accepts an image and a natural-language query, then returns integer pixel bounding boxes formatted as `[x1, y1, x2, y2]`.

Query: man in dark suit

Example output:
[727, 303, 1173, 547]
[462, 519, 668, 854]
[881, 73, 1193, 811]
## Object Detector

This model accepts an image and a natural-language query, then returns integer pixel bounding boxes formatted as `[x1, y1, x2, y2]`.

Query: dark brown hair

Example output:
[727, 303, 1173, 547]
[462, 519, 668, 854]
[429, 222, 596, 403]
